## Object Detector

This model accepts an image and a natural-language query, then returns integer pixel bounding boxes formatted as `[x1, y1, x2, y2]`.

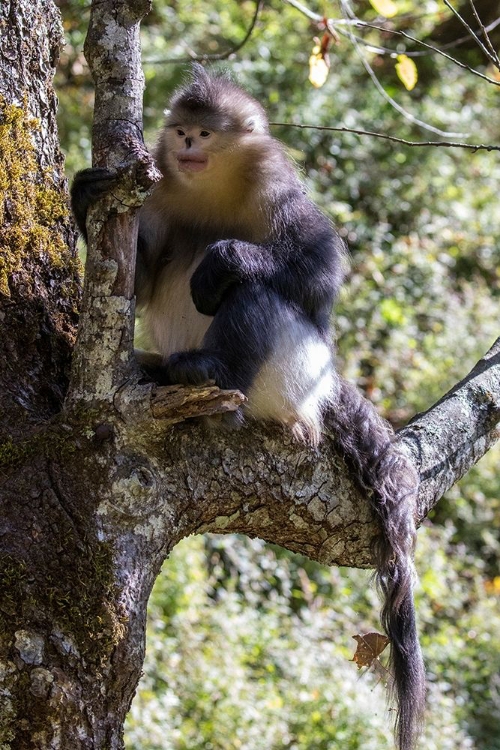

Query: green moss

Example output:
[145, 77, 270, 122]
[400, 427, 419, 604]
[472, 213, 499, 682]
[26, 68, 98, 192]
[0, 430, 75, 474]
[42, 540, 126, 666]
[0, 542, 124, 669]
[0, 556, 31, 620]
[0, 97, 81, 296]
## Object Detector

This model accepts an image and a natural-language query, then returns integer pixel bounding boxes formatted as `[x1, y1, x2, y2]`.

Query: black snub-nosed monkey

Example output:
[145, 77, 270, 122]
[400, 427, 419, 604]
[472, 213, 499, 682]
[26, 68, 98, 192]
[71, 64, 425, 750]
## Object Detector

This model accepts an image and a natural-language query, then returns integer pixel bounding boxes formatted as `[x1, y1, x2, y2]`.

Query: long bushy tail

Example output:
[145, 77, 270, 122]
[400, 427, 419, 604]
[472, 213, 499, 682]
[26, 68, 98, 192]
[325, 377, 425, 750]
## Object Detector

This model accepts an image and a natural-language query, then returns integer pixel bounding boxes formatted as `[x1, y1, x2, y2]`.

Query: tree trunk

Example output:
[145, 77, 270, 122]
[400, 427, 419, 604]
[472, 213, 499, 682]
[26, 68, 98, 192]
[0, 0, 79, 441]
[1, 1, 499, 749]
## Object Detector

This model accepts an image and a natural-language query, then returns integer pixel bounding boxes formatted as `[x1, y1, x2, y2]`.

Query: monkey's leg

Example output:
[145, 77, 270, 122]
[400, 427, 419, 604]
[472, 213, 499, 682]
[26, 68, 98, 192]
[158, 283, 270, 393]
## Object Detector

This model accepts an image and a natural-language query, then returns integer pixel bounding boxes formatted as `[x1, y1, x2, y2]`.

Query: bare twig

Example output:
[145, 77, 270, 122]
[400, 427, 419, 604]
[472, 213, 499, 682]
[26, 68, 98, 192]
[143, 0, 263, 65]
[467, 0, 500, 68]
[269, 121, 500, 152]
[442, 0, 499, 67]
[282, 0, 318, 22]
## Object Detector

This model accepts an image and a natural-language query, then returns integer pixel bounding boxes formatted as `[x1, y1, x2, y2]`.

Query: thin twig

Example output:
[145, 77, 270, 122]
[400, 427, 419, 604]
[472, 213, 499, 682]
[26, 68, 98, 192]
[467, 0, 500, 68]
[442, 0, 499, 67]
[339, 0, 469, 138]
[143, 0, 263, 65]
[282, 0, 318, 22]
[269, 121, 500, 152]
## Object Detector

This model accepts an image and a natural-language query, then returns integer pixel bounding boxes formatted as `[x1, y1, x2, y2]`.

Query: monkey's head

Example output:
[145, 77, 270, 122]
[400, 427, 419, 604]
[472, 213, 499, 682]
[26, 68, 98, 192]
[158, 65, 270, 184]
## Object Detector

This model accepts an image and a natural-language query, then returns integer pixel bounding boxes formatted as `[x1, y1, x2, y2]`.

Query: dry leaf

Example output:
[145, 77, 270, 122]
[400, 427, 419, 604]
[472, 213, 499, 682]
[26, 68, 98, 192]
[351, 632, 390, 669]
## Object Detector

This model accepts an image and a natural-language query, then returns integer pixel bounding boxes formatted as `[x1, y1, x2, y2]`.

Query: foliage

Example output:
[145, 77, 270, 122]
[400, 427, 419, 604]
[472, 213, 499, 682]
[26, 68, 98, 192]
[126, 521, 500, 749]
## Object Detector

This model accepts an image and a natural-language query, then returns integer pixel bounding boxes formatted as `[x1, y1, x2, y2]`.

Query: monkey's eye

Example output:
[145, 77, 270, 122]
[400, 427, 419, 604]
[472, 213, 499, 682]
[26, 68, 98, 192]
[176, 128, 186, 137]
[199, 130, 212, 138]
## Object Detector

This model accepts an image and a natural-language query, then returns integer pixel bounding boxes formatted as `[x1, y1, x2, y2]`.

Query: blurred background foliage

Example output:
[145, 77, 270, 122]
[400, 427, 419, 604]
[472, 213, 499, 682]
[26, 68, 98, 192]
[54, 0, 500, 746]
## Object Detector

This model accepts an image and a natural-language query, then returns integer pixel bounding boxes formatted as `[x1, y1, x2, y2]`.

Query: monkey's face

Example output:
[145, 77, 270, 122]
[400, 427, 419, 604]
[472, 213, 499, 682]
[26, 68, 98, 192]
[164, 125, 223, 180]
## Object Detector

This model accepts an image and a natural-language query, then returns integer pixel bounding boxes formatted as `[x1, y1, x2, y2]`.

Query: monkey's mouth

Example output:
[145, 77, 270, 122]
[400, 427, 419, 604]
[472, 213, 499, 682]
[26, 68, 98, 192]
[177, 155, 208, 173]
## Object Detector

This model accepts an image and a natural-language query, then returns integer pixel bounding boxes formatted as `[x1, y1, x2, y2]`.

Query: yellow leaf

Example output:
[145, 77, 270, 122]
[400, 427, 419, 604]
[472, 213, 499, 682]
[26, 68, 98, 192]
[485, 576, 500, 595]
[309, 48, 329, 88]
[395, 54, 418, 91]
[369, 0, 398, 18]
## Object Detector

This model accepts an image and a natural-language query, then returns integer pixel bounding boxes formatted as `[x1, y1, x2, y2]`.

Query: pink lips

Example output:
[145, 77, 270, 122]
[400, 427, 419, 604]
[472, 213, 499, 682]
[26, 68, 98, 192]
[177, 155, 208, 173]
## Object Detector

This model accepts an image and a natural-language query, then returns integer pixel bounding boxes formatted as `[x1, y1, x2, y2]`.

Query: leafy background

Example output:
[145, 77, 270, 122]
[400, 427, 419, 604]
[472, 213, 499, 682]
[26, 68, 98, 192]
[55, 0, 500, 746]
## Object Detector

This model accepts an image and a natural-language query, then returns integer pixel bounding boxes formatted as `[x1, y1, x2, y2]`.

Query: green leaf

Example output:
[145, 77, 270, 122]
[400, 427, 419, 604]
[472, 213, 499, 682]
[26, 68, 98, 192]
[380, 297, 406, 326]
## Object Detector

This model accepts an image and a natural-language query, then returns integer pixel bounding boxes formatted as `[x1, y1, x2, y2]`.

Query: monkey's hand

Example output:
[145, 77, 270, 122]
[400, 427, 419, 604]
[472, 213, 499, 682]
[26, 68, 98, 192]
[190, 240, 242, 316]
[70, 167, 119, 241]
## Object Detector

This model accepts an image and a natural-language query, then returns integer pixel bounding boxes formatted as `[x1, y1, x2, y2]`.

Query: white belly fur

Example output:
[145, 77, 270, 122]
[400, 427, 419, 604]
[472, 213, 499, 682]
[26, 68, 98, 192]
[143, 256, 212, 357]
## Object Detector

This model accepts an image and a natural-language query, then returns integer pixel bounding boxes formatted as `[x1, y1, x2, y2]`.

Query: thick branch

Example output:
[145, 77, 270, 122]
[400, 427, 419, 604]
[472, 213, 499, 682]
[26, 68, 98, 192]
[67, 0, 160, 405]
[399, 336, 500, 519]
[89, 338, 500, 578]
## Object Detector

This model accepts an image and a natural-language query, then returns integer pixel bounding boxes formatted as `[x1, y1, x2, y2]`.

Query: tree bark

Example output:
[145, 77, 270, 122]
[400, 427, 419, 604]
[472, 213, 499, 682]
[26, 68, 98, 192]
[0, 0, 80, 442]
[1, 1, 499, 748]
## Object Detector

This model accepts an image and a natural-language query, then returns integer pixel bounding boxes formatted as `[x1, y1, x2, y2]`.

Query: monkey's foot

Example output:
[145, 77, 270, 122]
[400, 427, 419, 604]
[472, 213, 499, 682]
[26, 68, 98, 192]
[165, 350, 227, 387]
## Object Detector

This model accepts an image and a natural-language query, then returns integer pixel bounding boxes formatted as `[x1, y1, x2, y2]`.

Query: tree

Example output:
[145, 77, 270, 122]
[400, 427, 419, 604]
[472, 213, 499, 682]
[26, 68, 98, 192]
[1, 0, 499, 748]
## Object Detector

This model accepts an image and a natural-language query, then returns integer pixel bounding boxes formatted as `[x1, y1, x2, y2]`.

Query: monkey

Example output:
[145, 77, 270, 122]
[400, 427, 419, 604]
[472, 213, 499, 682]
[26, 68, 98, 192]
[71, 64, 425, 750]
[73, 70, 343, 444]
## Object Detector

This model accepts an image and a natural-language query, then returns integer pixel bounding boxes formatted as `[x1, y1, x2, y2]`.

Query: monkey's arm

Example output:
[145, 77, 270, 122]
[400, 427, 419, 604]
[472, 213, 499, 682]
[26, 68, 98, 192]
[190, 239, 271, 316]
[191, 224, 343, 323]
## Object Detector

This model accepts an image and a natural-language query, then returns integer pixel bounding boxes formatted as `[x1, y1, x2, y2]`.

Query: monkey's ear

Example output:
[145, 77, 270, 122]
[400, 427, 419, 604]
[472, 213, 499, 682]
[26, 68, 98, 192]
[242, 115, 267, 134]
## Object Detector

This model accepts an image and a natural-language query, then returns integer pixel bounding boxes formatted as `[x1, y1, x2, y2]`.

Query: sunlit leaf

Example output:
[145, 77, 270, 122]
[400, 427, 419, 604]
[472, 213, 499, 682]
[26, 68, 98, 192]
[309, 44, 330, 88]
[395, 54, 418, 91]
[369, 0, 398, 18]
[380, 297, 406, 325]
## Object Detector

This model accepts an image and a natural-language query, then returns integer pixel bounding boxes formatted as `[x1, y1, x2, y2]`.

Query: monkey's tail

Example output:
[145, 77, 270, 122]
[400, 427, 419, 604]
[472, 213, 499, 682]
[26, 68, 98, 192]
[325, 377, 425, 750]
